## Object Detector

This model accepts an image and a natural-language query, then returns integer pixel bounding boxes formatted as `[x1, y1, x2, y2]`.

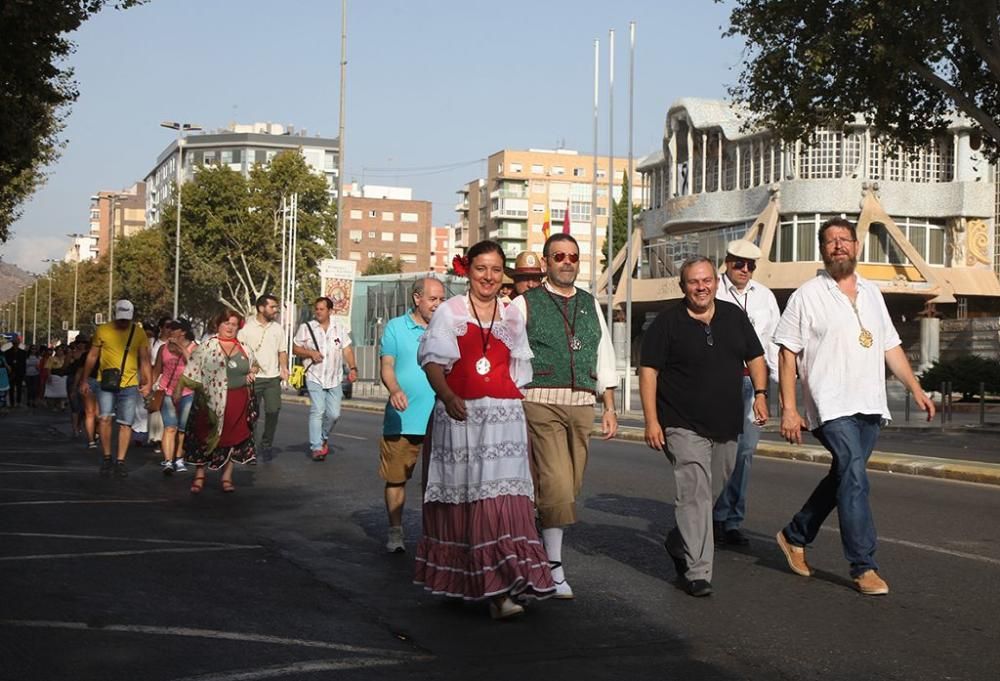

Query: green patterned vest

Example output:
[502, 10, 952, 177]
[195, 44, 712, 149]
[523, 285, 600, 393]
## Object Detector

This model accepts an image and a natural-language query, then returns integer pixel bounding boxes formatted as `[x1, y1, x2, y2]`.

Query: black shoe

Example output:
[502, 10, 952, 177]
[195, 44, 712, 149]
[723, 528, 750, 546]
[686, 579, 713, 597]
[663, 538, 687, 580]
[713, 522, 724, 545]
[99, 458, 113, 477]
[115, 460, 128, 478]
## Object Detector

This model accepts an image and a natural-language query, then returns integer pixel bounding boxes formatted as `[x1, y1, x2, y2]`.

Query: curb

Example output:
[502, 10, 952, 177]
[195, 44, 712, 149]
[281, 395, 1000, 487]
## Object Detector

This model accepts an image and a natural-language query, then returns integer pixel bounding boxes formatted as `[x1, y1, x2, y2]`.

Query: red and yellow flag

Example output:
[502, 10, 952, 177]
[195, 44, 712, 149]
[563, 199, 571, 235]
[542, 206, 551, 240]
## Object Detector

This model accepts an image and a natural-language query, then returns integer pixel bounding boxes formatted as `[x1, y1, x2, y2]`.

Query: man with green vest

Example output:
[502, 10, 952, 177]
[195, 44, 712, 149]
[511, 233, 618, 599]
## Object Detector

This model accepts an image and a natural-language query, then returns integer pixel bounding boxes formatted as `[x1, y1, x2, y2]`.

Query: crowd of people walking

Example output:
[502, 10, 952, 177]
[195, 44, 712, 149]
[2, 217, 937, 619]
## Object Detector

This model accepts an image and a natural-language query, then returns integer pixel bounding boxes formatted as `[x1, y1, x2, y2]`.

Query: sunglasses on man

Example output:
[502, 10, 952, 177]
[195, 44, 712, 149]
[728, 259, 756, 272]
[548, 252, 580, 264]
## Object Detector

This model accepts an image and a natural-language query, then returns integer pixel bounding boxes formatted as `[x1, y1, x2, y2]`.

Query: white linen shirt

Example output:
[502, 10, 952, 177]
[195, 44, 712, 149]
[238, 317, 285, 378]
[716, 273, 781, 382]
[772, 271, 901, 430]
[293, 319, 352, 389]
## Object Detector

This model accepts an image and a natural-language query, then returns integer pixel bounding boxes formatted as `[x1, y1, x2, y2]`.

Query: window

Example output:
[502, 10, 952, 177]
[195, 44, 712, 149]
[400, 253, 417, 263]
[324, 150, 337, 171]
[532, 204, 545, 213]
[349, 229, 362, 242]
[596, 169, 607, 179]
[369, 210, 377, 218]
[350, 209, 362, 220]
[400, 233, 418, 243]
[382, 211, 394, 221]
[531, 164, 544, 174]
[203, 151, 216, 165]
[367, 251, 376, 258]
[573, 167, 585, 177]
[510, 163, 523, 173]
[349, 251, 361, 260]
[496, 163, 503, 173]
[400, 212, 419, 223]
[531, 182, 546, 193]
[265, 150, 277, 163]
[552, 166, 566, 175]
[220, 150, 233, 164]
[381, 233, 394, 241]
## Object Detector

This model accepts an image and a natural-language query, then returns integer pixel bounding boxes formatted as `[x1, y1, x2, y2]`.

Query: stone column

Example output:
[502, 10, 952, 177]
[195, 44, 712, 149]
[919, 317, 940, 372]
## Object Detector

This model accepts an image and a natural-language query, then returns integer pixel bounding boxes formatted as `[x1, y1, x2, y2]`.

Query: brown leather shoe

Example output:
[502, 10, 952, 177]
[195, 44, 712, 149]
[853, 569, 889, 595]
[775, 530, 813, 577]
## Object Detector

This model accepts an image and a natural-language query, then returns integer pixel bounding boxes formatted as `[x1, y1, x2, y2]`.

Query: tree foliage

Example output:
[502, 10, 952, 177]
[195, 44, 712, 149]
[363, 255, 404, 275]
[0, 0, 146, 242]
[920, 355, 1000, 399]
[723, 0, 1000, 156]
[160, 150, 337, 320]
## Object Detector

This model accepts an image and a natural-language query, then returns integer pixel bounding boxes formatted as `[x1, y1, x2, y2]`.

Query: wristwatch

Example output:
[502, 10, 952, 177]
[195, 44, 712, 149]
[754, 388, 768, 397]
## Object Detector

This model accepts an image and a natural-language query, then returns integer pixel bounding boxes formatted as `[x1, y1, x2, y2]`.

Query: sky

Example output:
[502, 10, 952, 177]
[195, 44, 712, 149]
[1, 0, 745, 274]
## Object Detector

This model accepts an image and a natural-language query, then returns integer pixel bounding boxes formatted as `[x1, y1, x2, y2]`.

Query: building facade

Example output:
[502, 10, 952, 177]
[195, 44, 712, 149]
[144, 122, 339, 228]
[88, 183, 146, 260]
[458, 149, 645, 283]
[341, 184, 433, 274]
[627, 98, 1000, 323]
[430, 226, 452, 273]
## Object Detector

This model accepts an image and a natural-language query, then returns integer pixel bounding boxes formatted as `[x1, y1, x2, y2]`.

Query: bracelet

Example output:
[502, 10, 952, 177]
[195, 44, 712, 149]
[348, 367, 357, 371]
[754, 389, 768, 397]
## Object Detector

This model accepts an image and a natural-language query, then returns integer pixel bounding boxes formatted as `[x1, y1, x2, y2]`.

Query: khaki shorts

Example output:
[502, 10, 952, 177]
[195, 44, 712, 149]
[379, 435, 425, 484]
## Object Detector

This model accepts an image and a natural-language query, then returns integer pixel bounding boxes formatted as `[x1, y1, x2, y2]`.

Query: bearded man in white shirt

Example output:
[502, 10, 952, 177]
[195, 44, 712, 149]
[712, 240, 780, 547]
[293, 297, 357, 461]
[773, 217, 934, 596]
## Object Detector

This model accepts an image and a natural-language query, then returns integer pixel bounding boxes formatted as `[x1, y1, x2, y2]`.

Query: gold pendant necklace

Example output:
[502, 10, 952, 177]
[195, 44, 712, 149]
[850, 299, 873, 348]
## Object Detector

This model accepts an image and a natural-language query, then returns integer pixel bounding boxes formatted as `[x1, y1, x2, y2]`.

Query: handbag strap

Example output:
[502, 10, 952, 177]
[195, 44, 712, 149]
[303, 321, 321, 370]
[119, 323, 137, 376]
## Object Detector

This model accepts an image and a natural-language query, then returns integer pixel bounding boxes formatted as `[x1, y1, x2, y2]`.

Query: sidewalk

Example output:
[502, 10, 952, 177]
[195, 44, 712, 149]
[289, 392, 1000, 487]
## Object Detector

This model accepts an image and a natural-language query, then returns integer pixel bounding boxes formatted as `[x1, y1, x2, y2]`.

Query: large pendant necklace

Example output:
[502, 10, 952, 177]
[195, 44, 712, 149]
[546, 287, 583, 352]
[221, 339, 241, 368]
[850, 299, 874, 348]
[469, 295, 498, 375]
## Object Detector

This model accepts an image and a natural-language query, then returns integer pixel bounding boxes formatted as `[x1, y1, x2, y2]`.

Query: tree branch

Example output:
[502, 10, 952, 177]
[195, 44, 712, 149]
[909, 60, 1000, 143]
[958, 12, 1000, 83]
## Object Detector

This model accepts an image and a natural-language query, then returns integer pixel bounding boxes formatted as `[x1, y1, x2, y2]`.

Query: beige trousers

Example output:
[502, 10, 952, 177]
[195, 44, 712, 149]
[523, 402, 594, 528]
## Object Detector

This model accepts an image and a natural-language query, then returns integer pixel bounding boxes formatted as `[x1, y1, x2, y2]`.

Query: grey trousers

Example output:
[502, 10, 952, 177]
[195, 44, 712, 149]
[663, 427, 738, 582]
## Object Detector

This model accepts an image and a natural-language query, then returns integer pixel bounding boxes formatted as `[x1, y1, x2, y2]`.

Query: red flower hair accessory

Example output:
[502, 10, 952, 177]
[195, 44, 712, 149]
[452, 254, 470, 277]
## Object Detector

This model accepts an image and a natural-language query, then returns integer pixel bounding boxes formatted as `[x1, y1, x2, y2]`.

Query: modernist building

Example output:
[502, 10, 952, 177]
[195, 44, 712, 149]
[341, 184, 433, 274]
[458, 149, 645, 281]
[144, 122, 339, 228]
[622, 98, 1000, 324]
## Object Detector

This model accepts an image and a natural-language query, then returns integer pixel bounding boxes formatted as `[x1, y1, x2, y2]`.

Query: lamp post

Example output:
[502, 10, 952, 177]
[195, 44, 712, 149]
[66, 233, 87, 333]
[42, 258, 59, 346]
[93, 193, 129, 318]
[32, 279, 39, 346]
[160, 121, 202, 319]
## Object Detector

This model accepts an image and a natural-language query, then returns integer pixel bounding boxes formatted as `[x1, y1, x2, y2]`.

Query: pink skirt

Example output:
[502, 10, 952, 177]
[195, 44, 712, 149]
[415, 494, 556, 601]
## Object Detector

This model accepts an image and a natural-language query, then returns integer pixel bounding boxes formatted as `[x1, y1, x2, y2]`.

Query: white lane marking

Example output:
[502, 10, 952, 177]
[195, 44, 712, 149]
[0, 532, 259, 548]
[0, 462, 93, 470]
[0, 545, 263, 562]
[0, 499, 167, 506]
[817, 527, 1000, 566]
[166, 658, 410, 681]
[0, 620, 422, 658]
[334, 433, 366, 441]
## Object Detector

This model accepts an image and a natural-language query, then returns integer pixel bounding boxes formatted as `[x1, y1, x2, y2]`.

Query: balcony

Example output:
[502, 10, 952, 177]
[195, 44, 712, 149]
[489, 207, 528, 220]
[495, 224, 527, 239]
[490, 188, 528, 200]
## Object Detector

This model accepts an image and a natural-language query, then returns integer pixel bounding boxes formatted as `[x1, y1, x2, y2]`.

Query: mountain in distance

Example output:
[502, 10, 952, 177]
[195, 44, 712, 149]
[0, 260, 37, 304]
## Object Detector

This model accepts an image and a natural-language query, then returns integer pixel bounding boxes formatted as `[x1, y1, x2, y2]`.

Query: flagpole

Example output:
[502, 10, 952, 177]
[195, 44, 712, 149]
[590, 38, 599, 294]
[624, 20, 636, 414]
[605, 28, 615, 334]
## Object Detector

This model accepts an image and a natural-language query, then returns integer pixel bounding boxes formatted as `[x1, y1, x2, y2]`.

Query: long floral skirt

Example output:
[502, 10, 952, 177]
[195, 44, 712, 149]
[414, 397, 555, 601]
[185, 385, 257, 469]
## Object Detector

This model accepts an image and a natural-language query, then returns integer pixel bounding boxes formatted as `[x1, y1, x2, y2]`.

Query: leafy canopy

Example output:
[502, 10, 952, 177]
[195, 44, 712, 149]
[723, 0, 1000, 156]
[363, 255, 404, 276]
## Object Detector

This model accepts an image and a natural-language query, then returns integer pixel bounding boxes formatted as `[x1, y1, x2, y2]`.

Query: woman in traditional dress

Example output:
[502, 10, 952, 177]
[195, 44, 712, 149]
[416, 240, 555, 620]
[177, 309, 257, 494]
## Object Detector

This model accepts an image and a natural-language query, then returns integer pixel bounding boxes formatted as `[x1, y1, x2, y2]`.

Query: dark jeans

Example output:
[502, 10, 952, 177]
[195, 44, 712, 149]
[254, 376, 282, 448]
[25, 375, 39, 405]
[8, 374, 24, 405]
[783, 413, 882, 577]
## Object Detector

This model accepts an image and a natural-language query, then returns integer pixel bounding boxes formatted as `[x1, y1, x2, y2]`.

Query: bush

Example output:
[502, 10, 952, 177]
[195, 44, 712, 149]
[919, 355, 1000, 400]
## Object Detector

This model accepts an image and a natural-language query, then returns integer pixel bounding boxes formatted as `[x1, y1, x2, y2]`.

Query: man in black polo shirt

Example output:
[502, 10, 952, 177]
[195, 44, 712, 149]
[639, 256, 769, 597]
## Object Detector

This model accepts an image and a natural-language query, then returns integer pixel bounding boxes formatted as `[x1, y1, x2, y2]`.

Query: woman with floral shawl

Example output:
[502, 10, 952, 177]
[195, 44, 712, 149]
[177, 309, 258, 494]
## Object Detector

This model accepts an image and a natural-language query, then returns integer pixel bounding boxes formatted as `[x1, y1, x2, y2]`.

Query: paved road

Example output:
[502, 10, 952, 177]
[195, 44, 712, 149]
[2, 404, 999, 681]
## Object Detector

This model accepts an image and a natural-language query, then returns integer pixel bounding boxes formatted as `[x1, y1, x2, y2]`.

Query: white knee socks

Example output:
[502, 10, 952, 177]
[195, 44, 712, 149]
[542, 527, 565, 582]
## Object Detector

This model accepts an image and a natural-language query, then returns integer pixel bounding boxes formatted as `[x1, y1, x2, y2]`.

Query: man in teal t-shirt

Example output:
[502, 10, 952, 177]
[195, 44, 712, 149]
[379, 277, 446, 553]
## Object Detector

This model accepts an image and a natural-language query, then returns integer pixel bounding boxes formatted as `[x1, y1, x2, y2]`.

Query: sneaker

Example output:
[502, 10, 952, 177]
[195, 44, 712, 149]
[99, 458, 113, 477]
[686, 579, 713, 597]
[776, 530, 813, 577]
[173, 458, 188, 473]
[311, 449, 327, 461]
[160, 460, 174, 476]
[385, 527, 405, 553]
[321, 440, 329, 456]
[115, 460, 128, 478]
[854, 570, 889, 595]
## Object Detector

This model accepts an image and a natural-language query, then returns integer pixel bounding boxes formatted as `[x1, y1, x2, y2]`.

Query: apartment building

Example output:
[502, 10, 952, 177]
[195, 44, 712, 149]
[144, 122, 339, 228]
[430, 226, 453, 273]
[89, 182, 147, 259]
[458, 149, 644, 283]
[341, 184, 433, 274]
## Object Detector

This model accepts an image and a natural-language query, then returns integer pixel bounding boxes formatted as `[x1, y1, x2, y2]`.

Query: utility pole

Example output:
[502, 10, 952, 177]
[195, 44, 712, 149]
[335, 0, 347, 260]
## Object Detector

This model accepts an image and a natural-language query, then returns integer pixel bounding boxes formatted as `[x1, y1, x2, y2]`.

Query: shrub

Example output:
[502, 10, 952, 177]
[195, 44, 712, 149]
[919, 355, 1000, 400]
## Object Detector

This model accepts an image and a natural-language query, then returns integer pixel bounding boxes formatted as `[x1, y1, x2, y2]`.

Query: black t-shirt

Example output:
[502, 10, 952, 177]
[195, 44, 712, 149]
[3, 347, 26, 375]
[639, 300, 764, 440]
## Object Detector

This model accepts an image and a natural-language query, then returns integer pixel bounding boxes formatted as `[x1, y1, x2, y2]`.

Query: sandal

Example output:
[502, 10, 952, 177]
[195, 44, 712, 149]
[190, 477, 205, 494]
[221, 480, 235, 493]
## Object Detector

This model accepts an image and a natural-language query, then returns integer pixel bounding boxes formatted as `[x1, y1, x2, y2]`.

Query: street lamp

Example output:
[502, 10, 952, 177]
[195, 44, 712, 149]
[66, 233, 87, 332]
[160, 121, 202, 318]
[32, 278, 38, 346]
[42, 258, 59, 346]
[92, 193, 129, 318]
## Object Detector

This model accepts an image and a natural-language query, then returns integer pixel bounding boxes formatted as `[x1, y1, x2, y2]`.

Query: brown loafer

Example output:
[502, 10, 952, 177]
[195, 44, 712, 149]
[776, 530, 813, 577]
[853, 569, 889, 595]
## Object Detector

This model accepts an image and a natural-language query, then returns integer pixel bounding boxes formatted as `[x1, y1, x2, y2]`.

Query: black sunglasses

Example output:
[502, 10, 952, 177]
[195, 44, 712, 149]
[729, 259, 756, 272]
[704, 325, 714, 347]
[549, 252, 580, 263]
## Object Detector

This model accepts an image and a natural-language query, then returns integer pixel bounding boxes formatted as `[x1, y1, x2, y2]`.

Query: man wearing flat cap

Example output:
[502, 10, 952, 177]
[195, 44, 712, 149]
[511, 251, 544, 298]
[712, 240, 779, 547]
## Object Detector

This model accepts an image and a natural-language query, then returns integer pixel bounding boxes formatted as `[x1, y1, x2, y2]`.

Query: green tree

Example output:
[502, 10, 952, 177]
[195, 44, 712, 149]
[113, 227, 171, 321]
[602, 172, 640, 272]
[0, 1, 146, 242]
[363, 255, 404, 275]
[723, 1, 1000, 156]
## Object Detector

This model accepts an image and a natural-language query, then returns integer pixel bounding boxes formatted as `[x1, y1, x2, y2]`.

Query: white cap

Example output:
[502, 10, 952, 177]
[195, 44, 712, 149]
[726, 240, 762, 260]
[113, 299, 135, 321]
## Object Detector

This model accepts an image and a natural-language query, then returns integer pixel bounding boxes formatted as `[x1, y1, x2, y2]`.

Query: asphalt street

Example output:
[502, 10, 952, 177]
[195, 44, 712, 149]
[1, 402, 999, 681]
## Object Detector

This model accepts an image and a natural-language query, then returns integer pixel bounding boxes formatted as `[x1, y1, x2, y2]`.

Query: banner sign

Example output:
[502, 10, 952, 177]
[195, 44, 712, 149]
[319, 259, 357, 330]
